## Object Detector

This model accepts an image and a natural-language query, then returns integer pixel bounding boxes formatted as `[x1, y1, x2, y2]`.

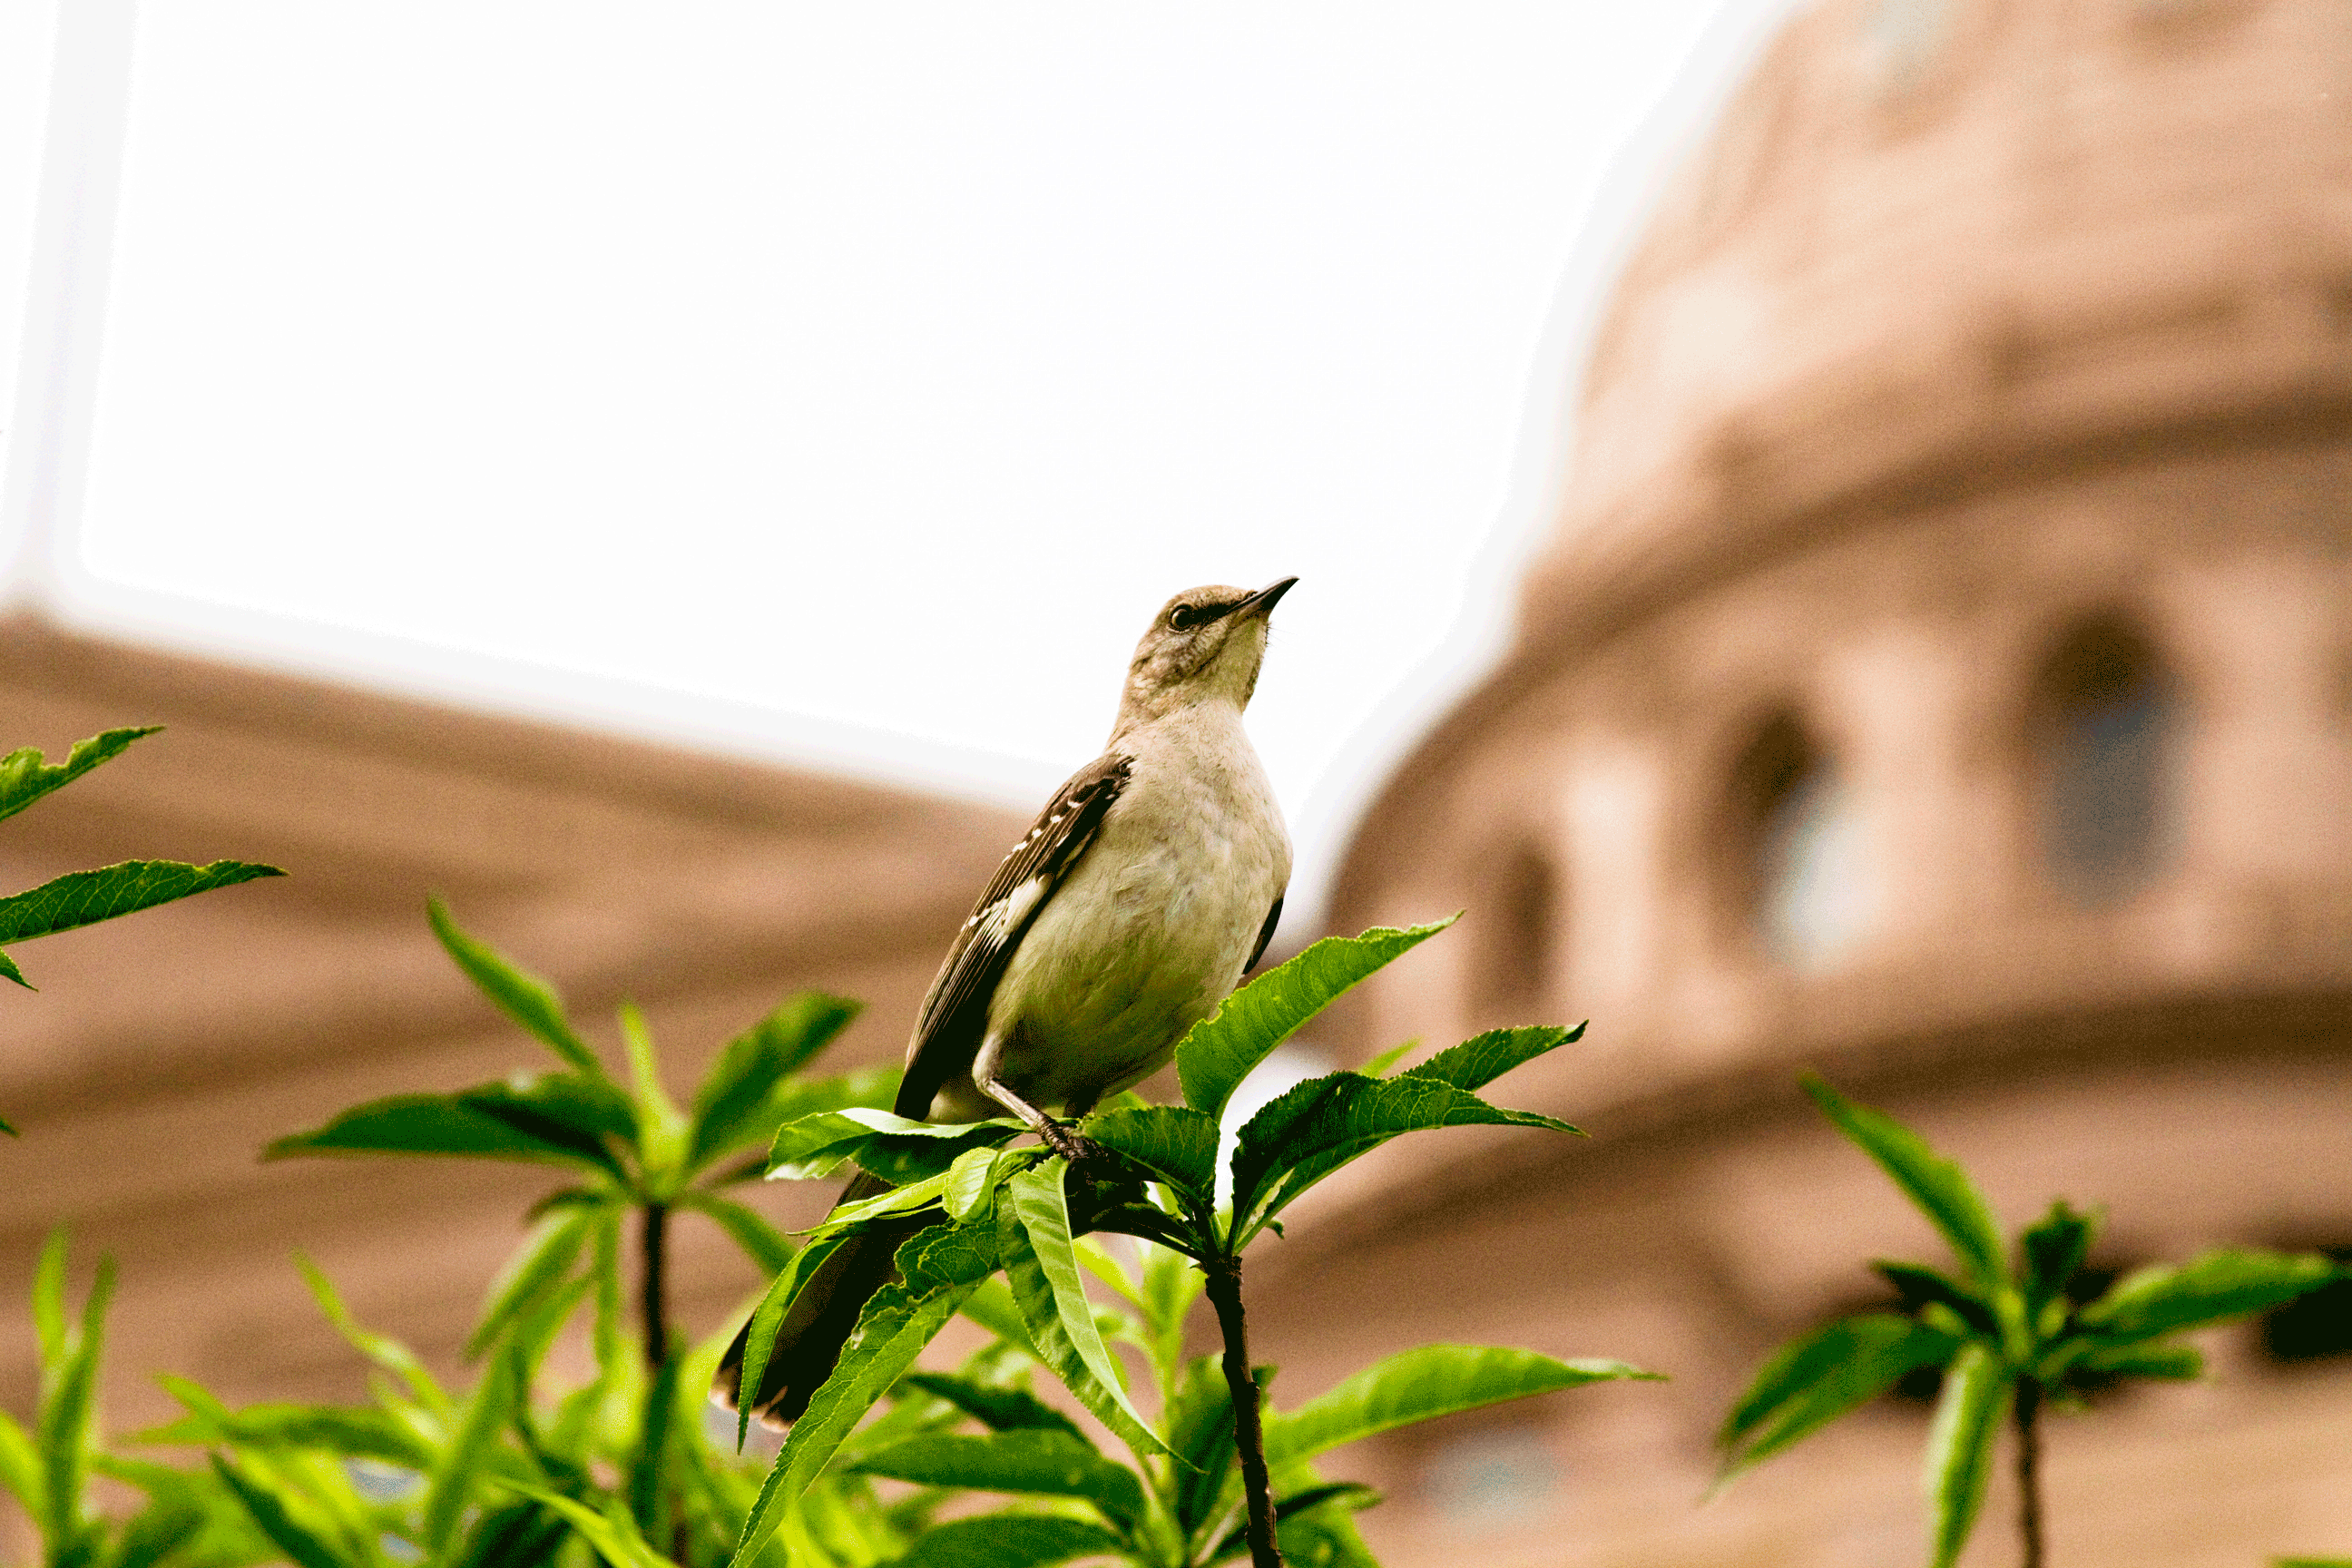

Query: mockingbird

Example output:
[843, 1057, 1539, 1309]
[720, 577, 1297, 1426]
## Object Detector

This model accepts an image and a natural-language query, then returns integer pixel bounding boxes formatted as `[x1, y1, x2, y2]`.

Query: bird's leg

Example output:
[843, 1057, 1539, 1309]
[972, 1031, 1100, 1168]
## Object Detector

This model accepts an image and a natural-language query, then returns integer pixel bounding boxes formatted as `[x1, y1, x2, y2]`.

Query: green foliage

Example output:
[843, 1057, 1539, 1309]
[729, 920, 1651, 1568]
[0, 730, 284, 1097]
[1721, 1075, 2350, 1568]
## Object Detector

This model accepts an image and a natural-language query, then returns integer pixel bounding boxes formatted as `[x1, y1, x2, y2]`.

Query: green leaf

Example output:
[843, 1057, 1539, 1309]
[2069, 1338, 2202, 1382]
[1167, 1355, 1256, 1541]
[502, 1485, 675, 1568]
[32, 1229, 66, 1368]
[676, 1192, 796, 1275]
[0, 859, 283, 948]
[1177, 918, 1457, 1122]
[618, 1003, 689, 1179]
[105, 1493, 206, 1568]
[1269, 1345, 1655, 1469]
[466, 1207, 594, 1359]
[293, 1255, 450, 1418]
[424, 1344, 526, 1553]
[899, 1374, 1083, 1438]
[1802, 1076, 2008, 1289]
[727, 1257, 981, 1568]
[996, 1161, 1171, 1461]
[690, 994, 861, 1168]
[0, 1409, 40, 1521]
[942, 1146, 1008, 1222]
[1398, 1024, 1583, 1093]
[427, 898, 604, 1076]
[1210, 1484, 1380, 1563]
[766, 1108, 1023, 1184]
[0, 729, 159, 824]
[1873, 1261, 1997, 1338]
[2078, 1249, 2344, 1341]
[1717, 1314, 1960, 1479]
[848, 1430, 1144, 1529]
[627, 1353, 683, 1540]
[728, 1234, 846, 1452]
[266, 1086, 626, 1177]
[0, 951, 29, 992]
[1923, 1343, 2009, 1568]
[956, 1278, 1037, 1357]
[2021, 1200, 2096, 1312]
[38, 1253, 113, 1547]
[1230, 1073, 1578, 1238]
[1080, 1104, 1221, 1210]
[888, 1514, 1128, 1568]
[208, 1455, 358, 1568]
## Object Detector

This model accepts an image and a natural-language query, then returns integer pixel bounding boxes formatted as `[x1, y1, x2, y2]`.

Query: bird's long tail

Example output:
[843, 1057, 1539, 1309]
[714, 1170, 908, 1428]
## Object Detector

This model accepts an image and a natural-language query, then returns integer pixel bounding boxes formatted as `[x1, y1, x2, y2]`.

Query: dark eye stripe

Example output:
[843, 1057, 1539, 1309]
[1169, 599, 1241, 631]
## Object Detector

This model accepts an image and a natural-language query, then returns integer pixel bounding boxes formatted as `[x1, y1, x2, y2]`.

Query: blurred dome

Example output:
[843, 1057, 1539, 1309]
[1525, 0, 2352, 639]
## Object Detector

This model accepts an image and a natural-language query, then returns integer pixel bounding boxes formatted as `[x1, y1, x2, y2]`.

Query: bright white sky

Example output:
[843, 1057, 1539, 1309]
[1, 1, 1788, 929]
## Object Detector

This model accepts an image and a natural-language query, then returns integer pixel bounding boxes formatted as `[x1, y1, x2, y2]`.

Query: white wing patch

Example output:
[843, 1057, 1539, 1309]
[972, 876, 1048, 946]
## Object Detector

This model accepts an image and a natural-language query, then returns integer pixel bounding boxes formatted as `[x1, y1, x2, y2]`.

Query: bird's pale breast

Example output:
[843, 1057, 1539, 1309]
[979, 703, 1289, 1115]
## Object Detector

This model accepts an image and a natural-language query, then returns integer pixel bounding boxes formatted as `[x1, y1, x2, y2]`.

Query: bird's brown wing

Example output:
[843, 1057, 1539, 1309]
[1246, 893, 1284, 974]
[892, 751, 1132, 1119]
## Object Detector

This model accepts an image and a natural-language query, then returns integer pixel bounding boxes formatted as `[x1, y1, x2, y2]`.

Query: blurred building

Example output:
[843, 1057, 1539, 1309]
[1243, 0, 2352, 1563]
[0, 612, 1022, 1426]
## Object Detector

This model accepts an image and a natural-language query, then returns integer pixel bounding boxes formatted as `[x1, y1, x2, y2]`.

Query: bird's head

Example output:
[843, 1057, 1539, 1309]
[1113, 577, 1298, 735]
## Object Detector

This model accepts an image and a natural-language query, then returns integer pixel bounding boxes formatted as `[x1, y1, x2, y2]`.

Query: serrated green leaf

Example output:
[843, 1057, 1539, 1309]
[1168, 1355, 1255, 1541]
[849, 1429, 1144, 1528]
[2078, 1248, 2344, 1341]
[997, 1161, 1171, 1461]
[1717, 1314, 1959, 1479]
[726, 1265, 979, 1568]
[1269, 1345, 1653, 1469]
[0, 729, 159, 824]
[427, 898, 603, 1076]
[0, 950, 28, 992]
[1924, 1343, 2008, 1568]
[1231, 1073, 1578, 1238]
[1081, 1105, 1221, 1210]
[1399, 1024, 1583, 1093]
[1177, 918, 1457, 1122]
[728, 1232, 847, 1453]
[466, 1207, 594, 1359]
[690, 994, 861, 1169]
[208, 1455, 358, 1568]
[1803, 1076, 2009, 1289]
[766, 1108, 1022, 1184]
[900, 1373, 1083, 1438]
[0, 860, 283, 948]
[889, 1514, 1127, 1568]
[676, 1192, 796, 1275]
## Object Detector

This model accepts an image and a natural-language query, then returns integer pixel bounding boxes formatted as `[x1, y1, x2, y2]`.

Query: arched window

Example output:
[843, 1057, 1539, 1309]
[1735, 715, 1875, 969]
[1476, 842, 1556, 1018]
[2033, 619, 2176, 905]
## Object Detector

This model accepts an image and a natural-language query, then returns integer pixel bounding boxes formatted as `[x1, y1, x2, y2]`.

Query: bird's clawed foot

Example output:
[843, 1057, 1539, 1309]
[1039, 1119, 1103, 1171]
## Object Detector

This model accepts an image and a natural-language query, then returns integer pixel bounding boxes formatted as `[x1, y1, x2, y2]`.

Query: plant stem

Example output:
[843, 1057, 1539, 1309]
[2014, 1377, 2043, 1568]
[1201, 1255, 1282, 1568]
[641, 1202, 670, 1371]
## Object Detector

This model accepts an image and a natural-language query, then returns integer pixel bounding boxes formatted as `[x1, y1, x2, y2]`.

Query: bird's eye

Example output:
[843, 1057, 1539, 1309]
[1168, 604, 1204, 631]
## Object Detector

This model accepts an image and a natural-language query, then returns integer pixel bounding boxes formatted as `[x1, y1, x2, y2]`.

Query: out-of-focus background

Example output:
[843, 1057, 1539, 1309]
[3, 1, 2349, 1563]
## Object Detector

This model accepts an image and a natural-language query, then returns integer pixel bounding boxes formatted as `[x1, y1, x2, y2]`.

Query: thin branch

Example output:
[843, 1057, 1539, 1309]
[641, 1202, 670, 1371]
[2014, 1377, 2043, 1568]
[1201, 1255, 1282, 1568]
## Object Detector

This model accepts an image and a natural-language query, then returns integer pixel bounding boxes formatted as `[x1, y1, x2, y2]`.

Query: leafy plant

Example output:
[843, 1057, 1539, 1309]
[1717, 1075, 2347, 1568]
[725, 916, 1661, 1568]
[0, 728, 284, 1129]
[258, 901, 901, 1564]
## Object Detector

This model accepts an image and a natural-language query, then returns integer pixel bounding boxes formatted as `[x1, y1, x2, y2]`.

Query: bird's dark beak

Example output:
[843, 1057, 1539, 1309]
[1235, 576, 1298, 620]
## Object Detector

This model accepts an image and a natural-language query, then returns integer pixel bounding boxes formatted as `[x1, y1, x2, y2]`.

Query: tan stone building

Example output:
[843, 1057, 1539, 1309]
[1241, 0, 2352, 1563]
